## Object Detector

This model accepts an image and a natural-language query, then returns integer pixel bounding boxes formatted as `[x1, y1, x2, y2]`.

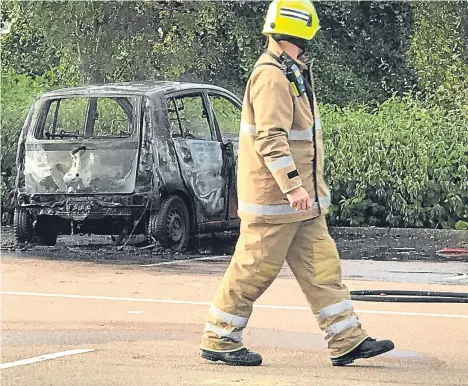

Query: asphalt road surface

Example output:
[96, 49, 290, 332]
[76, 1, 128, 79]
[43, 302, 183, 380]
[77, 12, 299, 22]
[2, 254, 468, 386]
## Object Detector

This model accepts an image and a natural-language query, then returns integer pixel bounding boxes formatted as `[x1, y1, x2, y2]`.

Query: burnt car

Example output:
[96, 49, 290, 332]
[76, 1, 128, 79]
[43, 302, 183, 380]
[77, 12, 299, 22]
[13, 82, 241, 251]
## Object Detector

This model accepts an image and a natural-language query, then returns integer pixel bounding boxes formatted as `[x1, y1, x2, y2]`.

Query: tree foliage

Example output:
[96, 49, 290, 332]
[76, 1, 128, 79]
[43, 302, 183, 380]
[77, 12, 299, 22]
[310, 1, 416, 105]
[0, 2, 60, 77]
[408, 1, 468, 113]
[2, 0, 418, 102]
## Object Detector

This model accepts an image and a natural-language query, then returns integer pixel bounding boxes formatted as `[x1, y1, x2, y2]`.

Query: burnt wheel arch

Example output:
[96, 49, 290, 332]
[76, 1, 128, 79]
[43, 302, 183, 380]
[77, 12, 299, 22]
[149, 195, 191, 252]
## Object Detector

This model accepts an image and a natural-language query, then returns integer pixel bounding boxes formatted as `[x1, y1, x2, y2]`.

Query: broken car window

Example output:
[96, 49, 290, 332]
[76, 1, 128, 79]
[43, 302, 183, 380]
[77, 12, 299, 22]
[209, 94, 240, 143]
[173, 94, 212, 141]
[36, 96, 135, 139]
[93, 97, 133, 137]
[39, 97, 88, 139]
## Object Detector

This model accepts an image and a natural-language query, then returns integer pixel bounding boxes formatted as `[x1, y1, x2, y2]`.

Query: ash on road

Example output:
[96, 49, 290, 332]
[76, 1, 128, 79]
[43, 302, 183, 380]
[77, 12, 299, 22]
[1, 224, 467, 266]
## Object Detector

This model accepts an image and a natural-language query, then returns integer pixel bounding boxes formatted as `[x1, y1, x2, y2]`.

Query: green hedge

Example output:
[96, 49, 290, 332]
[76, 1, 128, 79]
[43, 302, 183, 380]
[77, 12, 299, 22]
[0, 74, 56, 221]
[322, 95, 468, 229]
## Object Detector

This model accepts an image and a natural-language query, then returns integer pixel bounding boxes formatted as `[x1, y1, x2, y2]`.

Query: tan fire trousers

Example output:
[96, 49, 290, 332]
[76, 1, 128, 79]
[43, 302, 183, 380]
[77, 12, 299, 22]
[200, 215, 369, 358]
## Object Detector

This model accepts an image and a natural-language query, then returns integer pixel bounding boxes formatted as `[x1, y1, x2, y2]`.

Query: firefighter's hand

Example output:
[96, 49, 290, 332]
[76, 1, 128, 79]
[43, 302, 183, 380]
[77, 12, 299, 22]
[286, 187, 311, 211]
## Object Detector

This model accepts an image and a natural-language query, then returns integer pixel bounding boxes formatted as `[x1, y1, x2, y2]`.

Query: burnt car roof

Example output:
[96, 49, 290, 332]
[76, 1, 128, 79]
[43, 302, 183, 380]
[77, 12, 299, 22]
[41, 81, 237, 98]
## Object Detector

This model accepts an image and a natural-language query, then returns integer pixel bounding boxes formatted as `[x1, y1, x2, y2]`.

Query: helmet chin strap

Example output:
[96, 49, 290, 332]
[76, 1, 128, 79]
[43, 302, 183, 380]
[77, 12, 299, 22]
[272, 34, 307, 56]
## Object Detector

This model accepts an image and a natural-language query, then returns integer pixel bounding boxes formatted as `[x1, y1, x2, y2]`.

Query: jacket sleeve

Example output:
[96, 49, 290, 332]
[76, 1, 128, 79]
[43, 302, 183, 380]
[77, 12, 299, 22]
[250, 67, 303, 194]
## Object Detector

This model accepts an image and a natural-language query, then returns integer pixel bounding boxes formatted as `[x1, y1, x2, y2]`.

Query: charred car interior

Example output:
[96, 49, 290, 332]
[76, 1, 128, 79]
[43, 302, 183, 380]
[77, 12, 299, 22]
[14, 82, 241, 251]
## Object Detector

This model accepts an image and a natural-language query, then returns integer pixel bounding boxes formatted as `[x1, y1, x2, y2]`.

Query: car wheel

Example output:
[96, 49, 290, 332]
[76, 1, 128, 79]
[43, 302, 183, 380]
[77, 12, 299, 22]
[13, 208, 33, 244]
[150, 195, 191, 252]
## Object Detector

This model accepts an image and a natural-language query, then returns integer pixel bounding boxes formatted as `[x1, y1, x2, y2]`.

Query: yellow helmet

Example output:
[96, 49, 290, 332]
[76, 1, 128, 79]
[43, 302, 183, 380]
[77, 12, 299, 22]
[262, 0, 320, 41]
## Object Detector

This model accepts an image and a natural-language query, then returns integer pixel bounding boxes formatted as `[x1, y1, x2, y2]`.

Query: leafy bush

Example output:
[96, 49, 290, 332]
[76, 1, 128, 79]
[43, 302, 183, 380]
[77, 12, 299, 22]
[0, 73, 56, 220]
[322, 94, 468, 229]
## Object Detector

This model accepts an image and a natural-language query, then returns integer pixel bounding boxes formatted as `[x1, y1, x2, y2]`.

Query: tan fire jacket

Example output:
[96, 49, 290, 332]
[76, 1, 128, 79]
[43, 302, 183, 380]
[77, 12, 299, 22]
[237, 38, 330, 224]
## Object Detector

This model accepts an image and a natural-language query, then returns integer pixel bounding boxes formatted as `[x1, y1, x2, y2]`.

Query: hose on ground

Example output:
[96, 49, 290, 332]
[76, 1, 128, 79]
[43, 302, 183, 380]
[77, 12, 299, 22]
[350, 290, 468, 303]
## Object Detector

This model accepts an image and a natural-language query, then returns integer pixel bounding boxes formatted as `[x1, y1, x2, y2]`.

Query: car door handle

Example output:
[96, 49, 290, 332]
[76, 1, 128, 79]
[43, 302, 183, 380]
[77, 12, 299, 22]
[180, 148, 192, 161]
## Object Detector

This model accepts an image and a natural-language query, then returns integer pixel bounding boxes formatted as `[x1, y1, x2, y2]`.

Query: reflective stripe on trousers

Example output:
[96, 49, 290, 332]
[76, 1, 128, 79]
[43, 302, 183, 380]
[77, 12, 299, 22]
[203, 305, 247, 344]
[324, 316, 361, 340]
[315, 300, 360, 340]
[204, 322, 242, 342]
[208, 305, 248, 328]
[315, 300, 354, 321]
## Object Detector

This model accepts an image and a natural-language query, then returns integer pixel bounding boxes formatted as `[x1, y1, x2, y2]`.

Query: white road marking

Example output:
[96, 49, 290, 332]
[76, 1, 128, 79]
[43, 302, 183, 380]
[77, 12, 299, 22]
[1, 291, 210, 306]
[126, 310, 144, 314]
[0, 348, 94, 370]
[443, 273, 468, 282]
[355, 310, 468, 318]
[2, 291, 468, 319]
[255, 303, 468, 319]
[140, 255, 227, 267]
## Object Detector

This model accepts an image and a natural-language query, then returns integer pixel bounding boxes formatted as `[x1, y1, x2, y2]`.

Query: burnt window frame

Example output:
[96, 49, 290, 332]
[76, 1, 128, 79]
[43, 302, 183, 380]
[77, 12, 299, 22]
[206, 91, 242, 144]
[166, 97, 183, 138]
[90, 96, 135, 138]
[33, 95, 138, 140]
[164, 90, 217, 141]
[35, 97, 88, 140]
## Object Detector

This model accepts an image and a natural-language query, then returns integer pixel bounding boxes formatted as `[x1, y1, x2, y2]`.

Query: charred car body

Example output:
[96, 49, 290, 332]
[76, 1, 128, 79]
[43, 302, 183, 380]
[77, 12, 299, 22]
[14, 82, 241, 251]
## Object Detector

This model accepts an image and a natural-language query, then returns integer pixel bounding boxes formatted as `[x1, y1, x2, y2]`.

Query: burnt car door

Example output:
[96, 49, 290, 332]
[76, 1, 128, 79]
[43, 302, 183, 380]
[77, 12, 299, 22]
[206, 91, 241, 221]
[167, 91, 228, 223]
[23, 94, 141, 195]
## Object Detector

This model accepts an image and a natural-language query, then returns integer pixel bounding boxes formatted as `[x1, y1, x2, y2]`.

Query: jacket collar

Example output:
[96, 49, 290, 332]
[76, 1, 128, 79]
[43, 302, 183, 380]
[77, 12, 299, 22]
[266, 37, 308, 72]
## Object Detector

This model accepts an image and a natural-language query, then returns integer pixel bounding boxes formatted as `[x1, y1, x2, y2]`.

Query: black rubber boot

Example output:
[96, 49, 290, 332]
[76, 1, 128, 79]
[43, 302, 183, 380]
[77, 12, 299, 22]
[200, 348, 263, 366]
[331, 337, 395, 366]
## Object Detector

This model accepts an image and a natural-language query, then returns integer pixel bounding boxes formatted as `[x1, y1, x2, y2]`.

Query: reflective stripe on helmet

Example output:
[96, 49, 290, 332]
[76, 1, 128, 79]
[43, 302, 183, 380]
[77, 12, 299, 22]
[280, 8, 311, 22]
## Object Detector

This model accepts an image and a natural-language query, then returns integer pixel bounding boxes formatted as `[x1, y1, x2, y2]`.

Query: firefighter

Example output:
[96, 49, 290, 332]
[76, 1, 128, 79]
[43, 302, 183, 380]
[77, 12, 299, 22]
[200, 0, 394, 366]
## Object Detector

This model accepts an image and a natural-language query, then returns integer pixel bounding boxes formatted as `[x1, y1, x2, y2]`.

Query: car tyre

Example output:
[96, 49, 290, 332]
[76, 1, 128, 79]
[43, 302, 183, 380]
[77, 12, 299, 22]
[13, 208, 34, 244]
[150, 195, 191, 252]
